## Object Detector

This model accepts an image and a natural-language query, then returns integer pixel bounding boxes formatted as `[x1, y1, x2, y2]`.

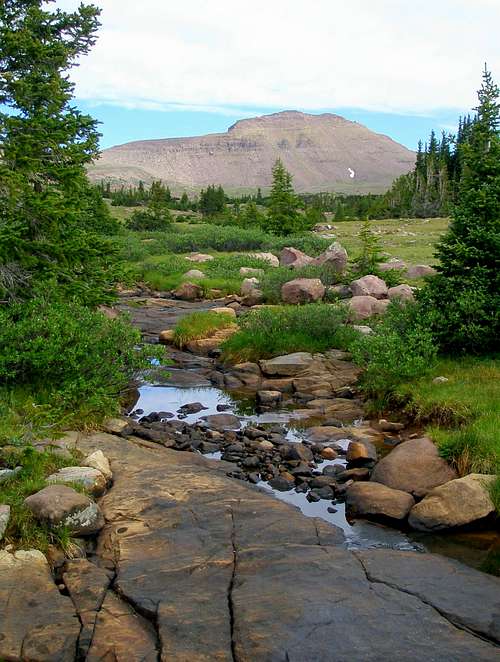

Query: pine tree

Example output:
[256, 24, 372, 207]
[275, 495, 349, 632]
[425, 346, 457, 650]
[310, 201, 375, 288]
[264, 160, 303, 235]
[423, 66, 500, 352]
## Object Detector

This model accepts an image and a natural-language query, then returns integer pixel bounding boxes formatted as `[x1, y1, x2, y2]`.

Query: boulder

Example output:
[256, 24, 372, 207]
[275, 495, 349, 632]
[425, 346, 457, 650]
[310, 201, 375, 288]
[256, 390, 282, 407]
[47, 466, 108, 497]
[202, 413, 241, 430]
[305, 426, 347, 443]
[231, 362, 262, 388]
[350, 275, 388, 299]
[183, 269, 206, 280]
[379, 419, 405, 432]
[173, 282, 203, 301]
[280, 443, 313, 462]
[371, 437, 457, 498]
[242, 289, 264, 306]
[312, 242, 348, 273]
[260, 352, 314, 377]
[0, 504, 10, 541]
[407, 264, 437, 278]
[248, 252, 279, 267]
[185, 252, 214, 263]
[379, 259, 407, 272]
[239, 267, 264, 277]
[102, 417, 129, 435]
[348, 295, 388, 320]
[84, 450, 113, 482]
[211, 306, 237, 318]
[241, 277, 260, 296]
[408, 474, 496, 531]
[320, 447, 338, 460]
[280, 247, 313, 268]
[24, 485, 104, 535]
[346, 482, 415, 520]
[346, 440, 377, 465]
[159, 329, 175, 343]
[388, 284, 414, 302]
[281, 278, 325, 304]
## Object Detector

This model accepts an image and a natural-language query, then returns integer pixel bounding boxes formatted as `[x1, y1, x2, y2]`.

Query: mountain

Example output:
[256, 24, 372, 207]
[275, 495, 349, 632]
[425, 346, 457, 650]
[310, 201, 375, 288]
[89, 111, 415, 194]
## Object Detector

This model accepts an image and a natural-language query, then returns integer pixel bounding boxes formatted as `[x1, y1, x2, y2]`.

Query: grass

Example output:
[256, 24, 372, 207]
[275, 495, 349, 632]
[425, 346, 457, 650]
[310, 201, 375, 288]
[259, 263, 343, 303]
[0, 445, 81, 551]
[395, 356, 500, 477]
[221, 303, 358, 363]
[173, 311, 236, 348]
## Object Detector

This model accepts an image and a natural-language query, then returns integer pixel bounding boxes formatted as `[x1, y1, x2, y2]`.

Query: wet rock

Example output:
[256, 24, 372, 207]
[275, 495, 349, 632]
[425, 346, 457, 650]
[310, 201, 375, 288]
[84, 450, 113, 482]
[260, 352, 314, 377]
[379, 419, 405, 432]
[185, 252, 214, 263]
[47, 466, 108, 497]
[281, 277, 325, 304]
[279, 246, 313, 268]
[173, 281, 204, 301]
[346, 482, 415, 520]
[323, 464, 347, 478]
[310, 475, 337, 489]
[256, 390, 282, 407]
[280, 443, 313, 462]
[388, 284, 415, 302]
[408, 474, 496, 531]
[371, 437, 457, 498]
[269, 475, 295, 491]
[337, 468, 370, 482]
[289, 462, 313, 477]
[0, 504, 10, 541]
[24, 485, 104, 535]
[407, 264, 437, 278]
[350, 274, 388, 299]
[0, 549, 80, 661]
[346, 440, 377, 466]
[203, 413, 242, 430]
[243, 456, 261, 469]
[178, 402, 208, 414]
[306, 426, 347, 443]
[321, 447, 338, 460]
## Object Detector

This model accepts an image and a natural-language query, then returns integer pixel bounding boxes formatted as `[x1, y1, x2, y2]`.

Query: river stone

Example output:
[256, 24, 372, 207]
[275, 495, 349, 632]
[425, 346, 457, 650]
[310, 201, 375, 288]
[371, 437, 457, 498]
[256, 390, 282, 406]
[84, 450, 113, 482]
[281, 277, 325, 304]
[279, 246, 313, 268]
[47, 465, 108, 496]
[173, 281, 203, 301]
[202, 413, 242, 430]
[305, 426, 347, 443]
[260, 352, 314, 377]
[350, 274, 388, 299]
[346, 482, 415, 520]
[279, 443, 313, 462]
[0, 549, 80, 661]
[24, 484, 104, 535]
[408, 474, 496, 531]
[346, 440, 377, 465]
[0, 504, 10, 540]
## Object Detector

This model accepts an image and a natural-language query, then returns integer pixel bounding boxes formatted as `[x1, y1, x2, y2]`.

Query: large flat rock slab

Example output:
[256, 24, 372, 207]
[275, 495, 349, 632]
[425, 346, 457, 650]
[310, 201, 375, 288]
[73, 432, 499, 661]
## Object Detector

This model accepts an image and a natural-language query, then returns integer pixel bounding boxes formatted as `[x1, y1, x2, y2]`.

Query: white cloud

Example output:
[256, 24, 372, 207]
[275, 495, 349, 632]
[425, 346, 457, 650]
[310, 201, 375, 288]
[55, 0, 500, 114]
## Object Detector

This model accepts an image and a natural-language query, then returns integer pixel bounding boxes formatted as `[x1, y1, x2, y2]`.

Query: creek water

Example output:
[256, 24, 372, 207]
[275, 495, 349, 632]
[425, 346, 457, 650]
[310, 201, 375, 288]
[129, 378, 500, 573]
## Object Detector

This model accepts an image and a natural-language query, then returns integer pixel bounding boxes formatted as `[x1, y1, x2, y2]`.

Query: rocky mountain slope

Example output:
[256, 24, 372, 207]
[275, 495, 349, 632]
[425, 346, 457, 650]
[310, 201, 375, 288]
[89, 111, 415, 194]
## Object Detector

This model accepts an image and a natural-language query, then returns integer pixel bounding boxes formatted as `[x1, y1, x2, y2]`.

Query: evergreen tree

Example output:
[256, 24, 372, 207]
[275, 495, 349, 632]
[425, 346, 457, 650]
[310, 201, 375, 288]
[0, 0, 118, 303]
[353, 220, 385, 276]
[423, 66, 500, 352]
[264, 160, 303, 235]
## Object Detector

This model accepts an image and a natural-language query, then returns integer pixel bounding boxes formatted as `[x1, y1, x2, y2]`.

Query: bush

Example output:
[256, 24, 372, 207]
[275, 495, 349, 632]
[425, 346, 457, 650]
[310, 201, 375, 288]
[0, 299, 162, 422]
[259, 264, 341, 303]
[222, 304, 356, 362]
[128, 204, 173, 231]
[350, 301, 437, 404]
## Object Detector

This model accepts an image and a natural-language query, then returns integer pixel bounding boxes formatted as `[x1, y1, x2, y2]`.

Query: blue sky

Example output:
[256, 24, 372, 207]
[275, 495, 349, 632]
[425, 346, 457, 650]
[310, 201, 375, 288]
[57, 0, 499, 152]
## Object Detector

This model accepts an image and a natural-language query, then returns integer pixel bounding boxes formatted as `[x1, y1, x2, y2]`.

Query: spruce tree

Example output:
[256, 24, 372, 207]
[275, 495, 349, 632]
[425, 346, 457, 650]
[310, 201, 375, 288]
[423, 66, 500, 352]
[264, 160, 302, 235]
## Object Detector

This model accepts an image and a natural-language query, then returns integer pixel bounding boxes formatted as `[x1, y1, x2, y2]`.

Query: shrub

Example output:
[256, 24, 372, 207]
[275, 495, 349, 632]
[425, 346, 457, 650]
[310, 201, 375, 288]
[259, 264, 341, 303]
[350, 301, 437, 404]
[173, 311, 235, 348]
[222, 304, 356, 362]
[128, 204, 173, 231]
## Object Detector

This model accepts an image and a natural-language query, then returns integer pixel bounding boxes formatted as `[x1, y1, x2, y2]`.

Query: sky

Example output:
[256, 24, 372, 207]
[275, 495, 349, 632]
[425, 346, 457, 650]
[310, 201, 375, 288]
[55, 0, 500, 150]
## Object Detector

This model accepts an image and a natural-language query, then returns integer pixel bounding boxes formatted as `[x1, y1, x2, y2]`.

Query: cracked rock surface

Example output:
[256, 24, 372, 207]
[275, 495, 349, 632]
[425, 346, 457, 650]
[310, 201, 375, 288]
[1, 432, 499, 661]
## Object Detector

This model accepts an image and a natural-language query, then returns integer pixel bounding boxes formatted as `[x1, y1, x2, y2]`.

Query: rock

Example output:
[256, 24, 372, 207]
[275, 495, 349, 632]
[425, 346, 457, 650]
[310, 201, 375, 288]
[388, 284, 415, 301]
[178, 402, 208, 414]
[173, 281, 203, 301]
[231, 362, 262, 388]
[346, 440, 377, 465]
[47, 466, 108, 497]
[279, 247, 313, 268]
[242, 289, 264, 306]
[281, 278, 325, 304]
[0, 466, 21, 484]
[348, 295, 387, 320]
[248, 252, 279, 267]
[0, 504, 10, 541]
[24, 485, 104, 535]
[433, 376, 449, 384]
[159, 328, 175, 343]
[350, 274, 388, 299]
[321, 447, 338, 460]
[258, 440, 275, 452]
[256, 390, 282, 407]
[241, 277, 260, 296]
[346, 482, 415, 520]
[378, 419, 405, 432]
[407, 264, 437, 278]
[211, 306, 237, 318]
[0, 549, 80, 661]
[185, 252, 214, 263]
[328, 284, 352, 299]
[84, 450, 113, 482]
[260, 352, 314, 377]
[312, 242, 348, 273]
[279, 443, 313, 462]
[371, 437, 457, 498]
[337, 468, 371, 482]
[202, 413, 241, 430]
[186, 324, 238, 355]
[183, 268, 206, 279]
[98, 305, 120, 320]
[352, 324, 373, 335]
[269, 475, 295, 491]
[261, 377, 295, 392]
[408, 474, 496, 531]
[102, 417, 129, 434]
[305, 426, 346, 443]
[379, 259, 407, 271]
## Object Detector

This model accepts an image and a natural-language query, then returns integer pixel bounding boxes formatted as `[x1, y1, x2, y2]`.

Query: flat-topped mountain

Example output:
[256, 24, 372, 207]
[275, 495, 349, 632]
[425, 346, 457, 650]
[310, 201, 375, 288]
[89, 110, 415, 194]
